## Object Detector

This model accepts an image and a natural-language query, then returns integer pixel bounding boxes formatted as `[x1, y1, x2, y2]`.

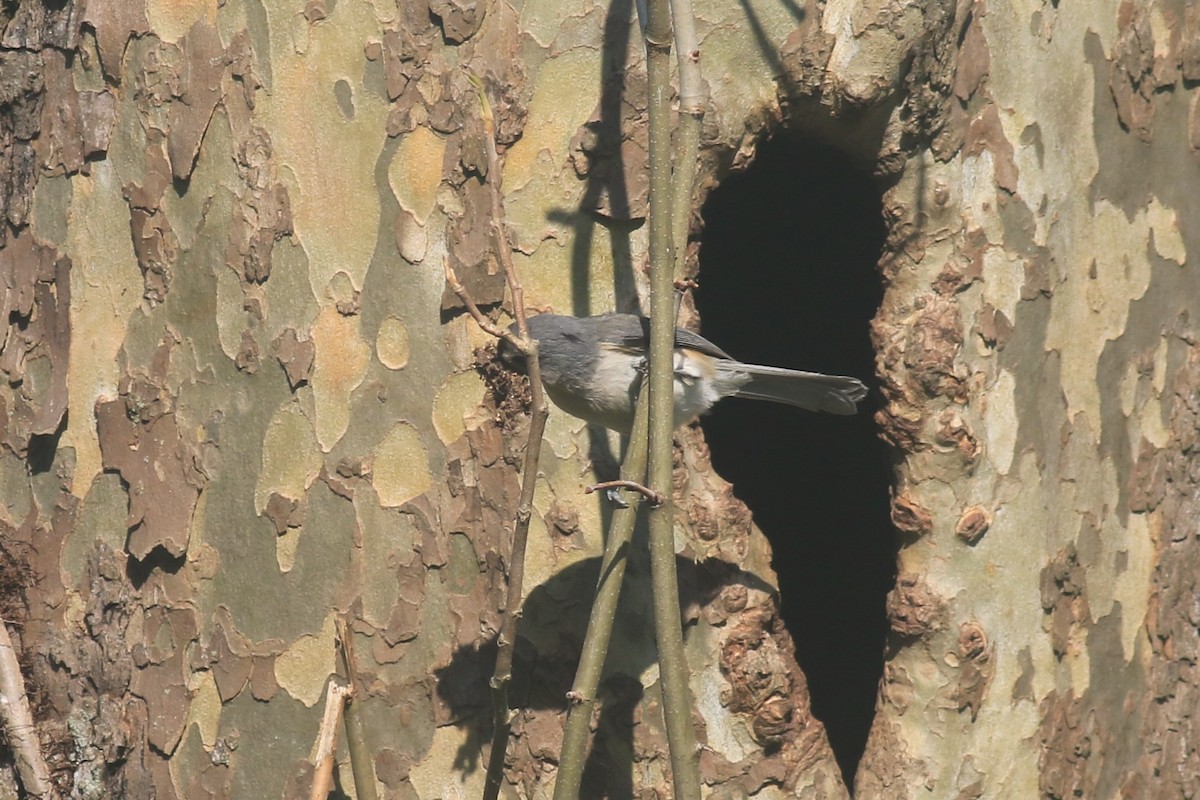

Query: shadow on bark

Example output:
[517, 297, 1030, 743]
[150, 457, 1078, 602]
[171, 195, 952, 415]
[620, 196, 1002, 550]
[435, 551, 773, 795]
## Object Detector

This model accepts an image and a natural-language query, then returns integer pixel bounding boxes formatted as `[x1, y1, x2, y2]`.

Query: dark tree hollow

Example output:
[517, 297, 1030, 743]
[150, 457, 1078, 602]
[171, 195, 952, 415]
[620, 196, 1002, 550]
[696, 133, 895, 786]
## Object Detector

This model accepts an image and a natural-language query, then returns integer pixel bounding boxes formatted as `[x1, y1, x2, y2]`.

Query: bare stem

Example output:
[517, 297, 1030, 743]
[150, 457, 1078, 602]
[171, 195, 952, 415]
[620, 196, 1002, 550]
[646, 0, 701, 795]
[444, 261, 520, 345]
[668, 0, 706, 281]
[337, 619, 378, 800]
[670, 0, 705, 115]
[309, 681, 350, 800]
[553, 385, 650, 800]
[585, 478, 663, 506]
[463, 72, 553, 800]
[0, 622, 57, 800]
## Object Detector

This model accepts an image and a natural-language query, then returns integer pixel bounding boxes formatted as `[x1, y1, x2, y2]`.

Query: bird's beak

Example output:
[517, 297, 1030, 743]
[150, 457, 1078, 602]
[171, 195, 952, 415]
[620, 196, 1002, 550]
[497, 338, 527, 374]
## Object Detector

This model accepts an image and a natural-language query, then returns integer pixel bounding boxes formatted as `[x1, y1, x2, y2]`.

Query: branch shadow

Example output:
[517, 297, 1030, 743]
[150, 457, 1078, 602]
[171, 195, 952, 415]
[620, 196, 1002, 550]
[737, 0, 805, 99]
[434, 543, 775, 796]
[541, 0, 643, 688]
[544, 0, 640, 322]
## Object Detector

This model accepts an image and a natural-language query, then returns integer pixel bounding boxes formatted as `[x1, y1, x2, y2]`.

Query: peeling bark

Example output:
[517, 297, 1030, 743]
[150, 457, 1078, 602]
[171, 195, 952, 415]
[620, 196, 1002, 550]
[2, 0, 1196, 797]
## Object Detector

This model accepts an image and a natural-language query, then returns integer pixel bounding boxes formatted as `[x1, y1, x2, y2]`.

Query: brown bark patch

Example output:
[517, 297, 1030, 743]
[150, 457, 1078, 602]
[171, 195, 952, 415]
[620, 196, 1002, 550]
[263, 492, 305, 535]
[442, 178, 505, 311]
[81, 0, 149, 81]
[272, 328, 314, 391]
[1109, 0, 1158, 142]
[1039, 543, 1088, 659]
[907, 294, 967, 402]
[0, 232, 70, 451]
[130, 605, 198, 756]
[855, 713, 922, 798]
[124, 139, 178, 304]
[38, 49, 116, 175]
[1127, 436, 1166, 513]
[0, 48, 43, 238]
[206, 622, 253, 703]
[1038, 692, 1097, 799]
[976, 303, 1013, 350]
[934, 409, 981, 466]
[430, 0, 486, 44]
[228, 126, 293, 285]
[890, 490, 932, 539]
[716, 603, 840, 793]
[964, 104, 1019, 194]
[886, 572, 947, 639]
[96, 365, 205, 560]
[1122, 343, 1200, 795]
[950, 621, 993, 721]
[952, 15, 991, 103]
[249, 655, 278, 702]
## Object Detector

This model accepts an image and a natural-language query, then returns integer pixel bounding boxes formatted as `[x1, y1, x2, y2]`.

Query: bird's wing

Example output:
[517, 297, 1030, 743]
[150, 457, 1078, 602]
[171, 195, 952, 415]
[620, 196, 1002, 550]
[600, 314, 736, 360]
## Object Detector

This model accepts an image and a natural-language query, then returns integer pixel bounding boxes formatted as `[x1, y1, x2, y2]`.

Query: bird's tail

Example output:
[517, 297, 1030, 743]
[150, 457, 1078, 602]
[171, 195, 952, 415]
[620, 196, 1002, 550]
[715, 361, 868, 415]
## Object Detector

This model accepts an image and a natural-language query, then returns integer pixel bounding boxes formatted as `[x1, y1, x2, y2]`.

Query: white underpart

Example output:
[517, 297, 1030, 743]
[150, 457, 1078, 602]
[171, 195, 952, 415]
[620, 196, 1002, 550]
[545, 346, 733, 431]
[672, 349, 726, 423]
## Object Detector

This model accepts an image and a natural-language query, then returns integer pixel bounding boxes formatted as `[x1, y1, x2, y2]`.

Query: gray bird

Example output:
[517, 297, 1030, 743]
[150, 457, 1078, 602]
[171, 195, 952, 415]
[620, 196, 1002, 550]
[498, 313, 868, 433]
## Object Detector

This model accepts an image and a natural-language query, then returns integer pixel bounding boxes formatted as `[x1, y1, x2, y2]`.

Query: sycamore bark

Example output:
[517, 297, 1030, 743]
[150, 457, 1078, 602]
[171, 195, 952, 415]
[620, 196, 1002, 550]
[2, 0, 1196, 798]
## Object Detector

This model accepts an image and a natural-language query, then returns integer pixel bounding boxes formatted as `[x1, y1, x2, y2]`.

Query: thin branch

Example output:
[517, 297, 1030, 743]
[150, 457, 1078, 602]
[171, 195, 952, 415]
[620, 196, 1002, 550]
[646, 0, 702, 796]
[670, 0, 705, 115]
[673, 278, 698, 320]
[337, 619, 378, 800]
[309, 680, 350, 800]
[584, 479, 663, 507]
[556, 0, 706, 790]
[469, 72, 534, 344]
[443, 261, 522, 347]
[669, 0, 706, 282]
[553, 386, 651, 800]
[336, 618, 361, 692]
[0, 622, 57, 800]
[461, 70, 552, 800]
[555, 106, 698, 800]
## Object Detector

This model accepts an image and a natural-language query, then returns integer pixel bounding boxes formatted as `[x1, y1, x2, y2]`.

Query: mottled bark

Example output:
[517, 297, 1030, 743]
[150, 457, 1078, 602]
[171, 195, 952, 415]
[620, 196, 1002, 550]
[2, 0, 1195, 798]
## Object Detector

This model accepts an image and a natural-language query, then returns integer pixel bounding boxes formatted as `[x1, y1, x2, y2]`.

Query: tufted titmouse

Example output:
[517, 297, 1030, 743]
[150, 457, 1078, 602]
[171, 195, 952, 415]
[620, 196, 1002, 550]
[498, 313, 868, 433]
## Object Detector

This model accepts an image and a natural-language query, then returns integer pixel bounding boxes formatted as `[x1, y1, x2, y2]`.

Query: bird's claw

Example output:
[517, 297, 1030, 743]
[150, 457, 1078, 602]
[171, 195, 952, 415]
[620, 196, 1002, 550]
[605, 487, 630, 508]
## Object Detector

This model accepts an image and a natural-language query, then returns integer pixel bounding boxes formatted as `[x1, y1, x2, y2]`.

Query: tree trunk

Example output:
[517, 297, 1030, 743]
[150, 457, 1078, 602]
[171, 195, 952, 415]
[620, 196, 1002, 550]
[0, 0, 1195, 798]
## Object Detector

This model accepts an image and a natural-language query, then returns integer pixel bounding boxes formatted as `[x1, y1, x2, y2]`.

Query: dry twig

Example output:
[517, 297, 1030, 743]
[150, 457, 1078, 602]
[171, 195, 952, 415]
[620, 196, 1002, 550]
[584, 479, 664, 506]
[309, 680, 350, 800]
[443, 261, 522, 346]
[0, 622, 56, 800]
[459, 70, 552, 800]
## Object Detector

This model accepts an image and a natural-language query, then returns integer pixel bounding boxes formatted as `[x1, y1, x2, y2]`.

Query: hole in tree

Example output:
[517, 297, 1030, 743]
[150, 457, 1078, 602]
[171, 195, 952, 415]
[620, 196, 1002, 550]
[695, 133, 894, 785]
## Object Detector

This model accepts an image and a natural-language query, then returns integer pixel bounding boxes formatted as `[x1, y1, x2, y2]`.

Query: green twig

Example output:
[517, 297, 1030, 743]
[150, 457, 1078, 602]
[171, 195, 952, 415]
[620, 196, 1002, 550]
[337, 618, 378, 800]
[668, 0, 705, 279]
[552, 387, 650, 800]
[645, 0, 702, 796]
